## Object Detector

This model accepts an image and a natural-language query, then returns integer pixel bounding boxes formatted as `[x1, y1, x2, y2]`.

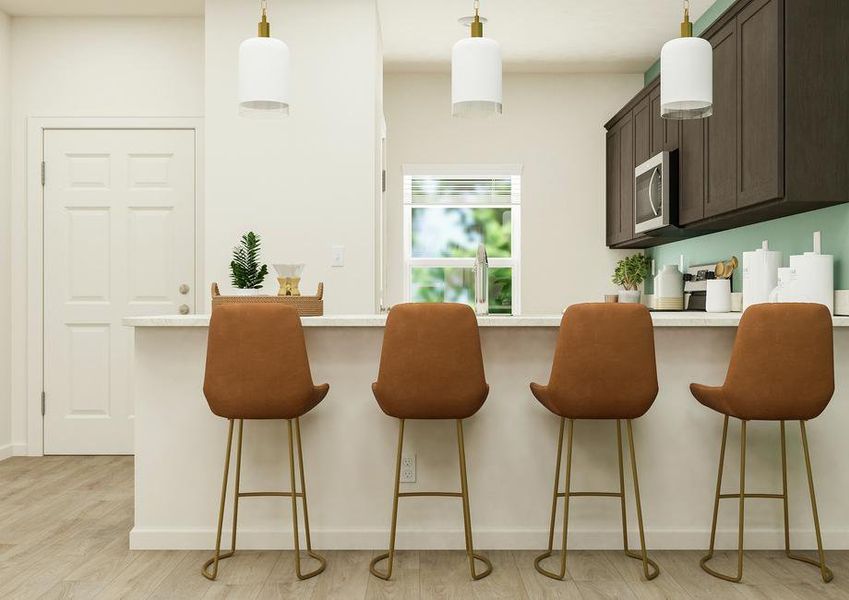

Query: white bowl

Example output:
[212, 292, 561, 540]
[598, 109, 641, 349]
[273, 263, 305, 277]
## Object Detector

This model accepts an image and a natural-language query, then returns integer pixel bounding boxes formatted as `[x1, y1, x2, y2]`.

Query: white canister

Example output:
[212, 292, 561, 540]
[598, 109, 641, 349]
[653, 264, 684, 310]
[706, 279, 732, 313]
[742, 240, 782, 310]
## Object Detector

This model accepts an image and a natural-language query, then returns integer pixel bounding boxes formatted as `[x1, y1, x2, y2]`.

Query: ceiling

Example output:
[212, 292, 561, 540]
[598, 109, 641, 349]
[378, 0, 714, 73]
[0, 0, 715, 73]
[0, 0, 203, 17]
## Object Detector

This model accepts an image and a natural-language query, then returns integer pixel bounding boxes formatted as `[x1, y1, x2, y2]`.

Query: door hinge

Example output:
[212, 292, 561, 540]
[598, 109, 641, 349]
[381, 169, 386, 193]
[41, 391, 46, 416]
[41, 161, 46, 187]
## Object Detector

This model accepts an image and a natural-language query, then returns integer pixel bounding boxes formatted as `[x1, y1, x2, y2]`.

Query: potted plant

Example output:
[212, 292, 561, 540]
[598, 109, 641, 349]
[229, 231, 269, 295]
[612, 254, 650, 304]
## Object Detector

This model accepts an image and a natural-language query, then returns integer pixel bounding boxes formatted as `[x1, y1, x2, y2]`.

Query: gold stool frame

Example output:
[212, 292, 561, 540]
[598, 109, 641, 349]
[534, 418, 659, 581]
[202, 418, 327, 581]
[700, 416, 833, 583]
[369, 418, 493, 581]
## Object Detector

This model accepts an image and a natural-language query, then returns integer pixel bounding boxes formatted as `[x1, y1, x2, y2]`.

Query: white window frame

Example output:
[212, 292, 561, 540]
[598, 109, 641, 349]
[402, 164, 522, 315]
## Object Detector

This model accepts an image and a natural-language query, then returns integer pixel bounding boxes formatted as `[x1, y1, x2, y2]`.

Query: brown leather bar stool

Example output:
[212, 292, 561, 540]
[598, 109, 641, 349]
[201, 303, 328, 581]
[531, 303, 660, 581]
[691, 303, 834, 584]
[369, 303, 492, 581]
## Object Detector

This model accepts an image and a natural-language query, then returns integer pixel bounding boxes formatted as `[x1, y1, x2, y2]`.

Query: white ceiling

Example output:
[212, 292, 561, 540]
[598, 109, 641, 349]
[0, 0, 715, 73]
[378, 0, 714, 73]
[0, 0, 203, 17]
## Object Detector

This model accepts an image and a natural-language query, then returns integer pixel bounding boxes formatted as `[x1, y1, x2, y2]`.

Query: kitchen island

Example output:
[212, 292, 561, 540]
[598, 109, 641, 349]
[125, 313, 849, 551]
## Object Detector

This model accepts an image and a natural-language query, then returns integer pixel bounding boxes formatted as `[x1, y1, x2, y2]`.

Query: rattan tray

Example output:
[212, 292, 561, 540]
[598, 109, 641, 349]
[211, 282, 324, 316]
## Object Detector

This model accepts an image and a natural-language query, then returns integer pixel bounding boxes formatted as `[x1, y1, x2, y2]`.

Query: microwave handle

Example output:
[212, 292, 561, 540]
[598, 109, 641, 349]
[648, 166, 660, 217]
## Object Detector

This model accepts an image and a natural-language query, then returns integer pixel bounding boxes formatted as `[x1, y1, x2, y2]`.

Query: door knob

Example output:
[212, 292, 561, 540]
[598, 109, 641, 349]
[179, 284, 190, 295]
[179, 304, 190, 315]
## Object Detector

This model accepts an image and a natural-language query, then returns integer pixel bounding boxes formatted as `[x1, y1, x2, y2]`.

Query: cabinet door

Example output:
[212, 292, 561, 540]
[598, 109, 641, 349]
[737, 0, 782, 207]
[652, 84, 680, 154]
[619, 117, 635, 242]
[633, 97, 652, 168]
[606, 128, 620, 246]
[679, 118, 706, 224]
[706, 21, 738, 217]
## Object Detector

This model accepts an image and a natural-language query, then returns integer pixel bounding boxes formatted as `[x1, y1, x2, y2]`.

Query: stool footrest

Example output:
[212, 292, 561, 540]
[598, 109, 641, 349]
[237, 491, 304, 498]
[718, 492, 783, 499]
[563, 491, 622, 498]
[397, 491, 463, 498]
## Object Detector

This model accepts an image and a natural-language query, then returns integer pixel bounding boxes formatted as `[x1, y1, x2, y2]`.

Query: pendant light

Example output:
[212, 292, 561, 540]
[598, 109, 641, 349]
[660, 0, 712, 120]
[451, 0, 502, 118]
[238, 0, 290, 117]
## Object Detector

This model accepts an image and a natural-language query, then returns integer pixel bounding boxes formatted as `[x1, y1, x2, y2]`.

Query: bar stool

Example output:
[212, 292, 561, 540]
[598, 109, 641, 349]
[201, 303, 328, 581]
[531, 303, 660, 581]
[369, 303, 492, 581]
[690, 303, 834, 583]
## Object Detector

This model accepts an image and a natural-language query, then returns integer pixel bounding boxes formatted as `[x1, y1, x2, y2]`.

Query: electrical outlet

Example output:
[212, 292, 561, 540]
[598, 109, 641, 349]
[400, 454, 416, 483]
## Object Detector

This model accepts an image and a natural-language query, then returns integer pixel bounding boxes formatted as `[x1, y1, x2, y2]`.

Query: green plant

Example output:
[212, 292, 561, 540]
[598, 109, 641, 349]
[230, 232, 269, 289]
[612, 254, 650, 291]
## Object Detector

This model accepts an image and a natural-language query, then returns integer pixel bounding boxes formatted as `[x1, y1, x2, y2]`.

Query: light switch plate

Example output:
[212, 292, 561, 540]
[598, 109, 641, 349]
[331, 245, 344, 268]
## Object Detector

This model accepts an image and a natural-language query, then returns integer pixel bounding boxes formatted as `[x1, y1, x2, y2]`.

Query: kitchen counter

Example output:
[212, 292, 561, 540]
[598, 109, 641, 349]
[123, 311, 849, 328]
[126, 312, 849, 553]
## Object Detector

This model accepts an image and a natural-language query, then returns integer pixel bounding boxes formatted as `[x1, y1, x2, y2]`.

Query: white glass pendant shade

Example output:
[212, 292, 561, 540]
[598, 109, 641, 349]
[660, 36, 713, 119]
[451, 37, 502, 117]
[238, 36, 290, 117]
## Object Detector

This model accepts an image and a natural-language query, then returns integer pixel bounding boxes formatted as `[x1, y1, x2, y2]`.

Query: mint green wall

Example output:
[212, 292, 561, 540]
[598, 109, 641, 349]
[644, 0, 737, 85]
[645, 204, 849, 293]
[642, 0, 849, 295]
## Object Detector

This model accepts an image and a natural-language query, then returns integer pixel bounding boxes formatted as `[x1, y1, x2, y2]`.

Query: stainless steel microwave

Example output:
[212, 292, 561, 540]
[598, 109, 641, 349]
[634, 151, 678, 235]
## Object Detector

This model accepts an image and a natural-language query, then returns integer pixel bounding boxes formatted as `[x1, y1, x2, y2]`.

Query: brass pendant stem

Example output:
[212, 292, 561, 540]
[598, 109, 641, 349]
[471, 15, 483, 38]
[258, 8, 270, 37]
[680, 3, 693, 37]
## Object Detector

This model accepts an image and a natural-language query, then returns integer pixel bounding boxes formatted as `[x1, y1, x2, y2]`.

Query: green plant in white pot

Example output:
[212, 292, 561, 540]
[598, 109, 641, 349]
[612, 254, 650, 304]
[229, 231, 269, 295]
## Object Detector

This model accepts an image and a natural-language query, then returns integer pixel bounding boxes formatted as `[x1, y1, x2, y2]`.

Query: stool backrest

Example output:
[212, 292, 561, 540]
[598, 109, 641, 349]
[204, 303, 317, 419]
[724, 303, 834, 420]
[547, 303, 658, 418]
[373, 303, 488, 419]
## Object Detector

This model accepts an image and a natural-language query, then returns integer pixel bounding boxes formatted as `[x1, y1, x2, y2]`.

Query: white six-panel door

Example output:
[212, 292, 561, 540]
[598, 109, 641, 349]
[44, 129, 196, 454]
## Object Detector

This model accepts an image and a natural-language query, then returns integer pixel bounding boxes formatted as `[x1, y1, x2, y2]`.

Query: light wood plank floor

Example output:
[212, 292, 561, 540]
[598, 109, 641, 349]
[0, 456, 846, 599]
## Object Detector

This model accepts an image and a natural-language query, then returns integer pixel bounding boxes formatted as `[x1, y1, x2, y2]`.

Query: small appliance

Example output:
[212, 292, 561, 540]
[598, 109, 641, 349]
[634, 151, 679, 236]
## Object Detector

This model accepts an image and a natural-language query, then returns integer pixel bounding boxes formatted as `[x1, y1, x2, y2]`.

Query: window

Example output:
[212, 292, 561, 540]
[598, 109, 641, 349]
[403, 165, 521, 315]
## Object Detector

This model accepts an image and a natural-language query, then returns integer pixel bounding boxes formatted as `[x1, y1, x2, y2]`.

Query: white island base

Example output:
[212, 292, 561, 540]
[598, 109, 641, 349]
[126, 314, 849, 551]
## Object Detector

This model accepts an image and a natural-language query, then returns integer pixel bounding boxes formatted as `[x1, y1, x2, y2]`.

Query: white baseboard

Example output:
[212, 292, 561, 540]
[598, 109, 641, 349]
[129, 526, 849, 551]
[0, 443, 39, 460]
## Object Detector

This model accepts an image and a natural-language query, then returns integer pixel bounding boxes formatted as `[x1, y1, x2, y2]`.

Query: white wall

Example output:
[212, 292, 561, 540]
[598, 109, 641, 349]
[204, 0, 380, 314]
[0, 10, 11, 460]
[8, 17, 204, 453]
[383, 72, 644, 314]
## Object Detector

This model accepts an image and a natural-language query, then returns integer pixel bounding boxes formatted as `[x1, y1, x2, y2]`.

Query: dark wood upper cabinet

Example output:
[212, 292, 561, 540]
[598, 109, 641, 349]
[679, 119, 706, 225]
[633, 97, 652, 168]
[618, 117, 635, 244]
[604, 0, 849, 248]
[736, 0, 782, 208]
[705, 20, 738, 217]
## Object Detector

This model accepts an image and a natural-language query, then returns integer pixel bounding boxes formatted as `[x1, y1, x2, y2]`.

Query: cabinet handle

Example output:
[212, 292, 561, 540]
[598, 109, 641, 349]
[179, 304, 190, 315]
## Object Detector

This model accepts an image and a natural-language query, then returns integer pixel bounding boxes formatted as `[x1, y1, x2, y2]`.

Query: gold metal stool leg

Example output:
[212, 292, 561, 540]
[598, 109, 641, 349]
[784, 421, 833, 583]
[456, 419, 493, 580]
[288, 418, 327, 580]
[622, 420, 660, 580]
[535, 419, 658, 581]
[203, 419, 243, 580]
[701, 416, 746, 582]
[534, 417, 573, 580]
[370, 418, 492, 581]
[202, 418, 326, 581]
[369, 418, 405, 580]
